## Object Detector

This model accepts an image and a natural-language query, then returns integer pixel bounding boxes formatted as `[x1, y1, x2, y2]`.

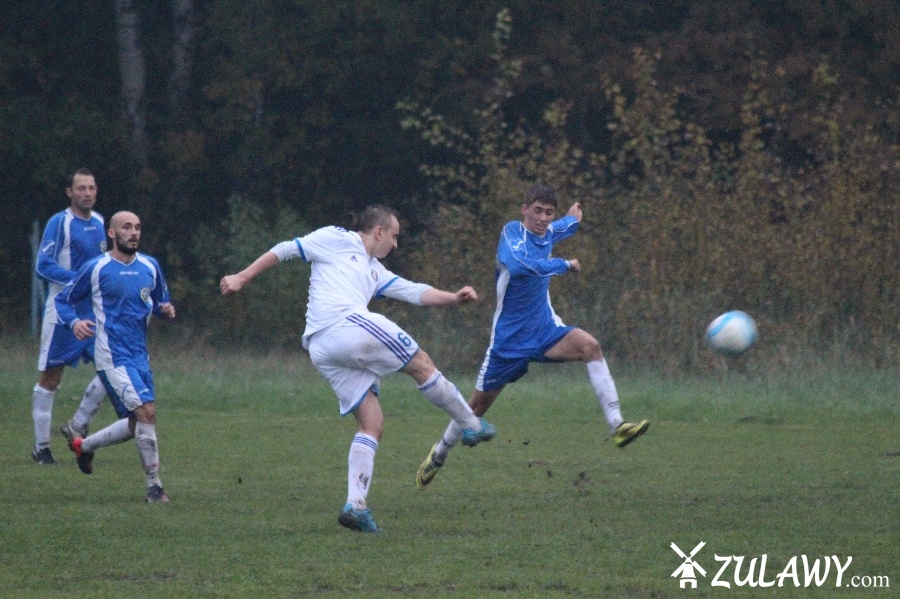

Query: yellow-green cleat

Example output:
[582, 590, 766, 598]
[614, 420, 650, 448]
[416, 443, 444, 490]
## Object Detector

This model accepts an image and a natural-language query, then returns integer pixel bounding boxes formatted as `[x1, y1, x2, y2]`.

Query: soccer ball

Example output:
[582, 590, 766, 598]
[705, 310, 757, 355]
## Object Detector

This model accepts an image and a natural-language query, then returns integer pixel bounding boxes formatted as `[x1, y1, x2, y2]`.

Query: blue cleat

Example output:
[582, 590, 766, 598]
[338, 503, 381, 532]
[460, 418, 496, 447]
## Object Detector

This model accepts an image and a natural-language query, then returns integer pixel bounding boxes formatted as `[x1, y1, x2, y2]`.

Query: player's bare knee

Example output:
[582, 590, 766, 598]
[133, 403, 156, 424]
[38, 367, 63, 391]
[581, 335, 602, 362]
[402, 350, 436, 385]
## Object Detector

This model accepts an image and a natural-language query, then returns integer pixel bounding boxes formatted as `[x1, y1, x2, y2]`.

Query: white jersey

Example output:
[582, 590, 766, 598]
[270, 226, 431, 348]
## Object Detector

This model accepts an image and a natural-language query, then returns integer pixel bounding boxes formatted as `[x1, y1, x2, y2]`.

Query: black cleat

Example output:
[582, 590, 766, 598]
[32, 447, 56, 465]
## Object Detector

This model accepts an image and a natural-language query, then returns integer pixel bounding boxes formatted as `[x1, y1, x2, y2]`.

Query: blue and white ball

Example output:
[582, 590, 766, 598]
[705, 310, 757, 356]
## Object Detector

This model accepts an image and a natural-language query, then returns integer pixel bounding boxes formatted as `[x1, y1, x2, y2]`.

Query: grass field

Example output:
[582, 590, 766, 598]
[1, 337, 896, 598]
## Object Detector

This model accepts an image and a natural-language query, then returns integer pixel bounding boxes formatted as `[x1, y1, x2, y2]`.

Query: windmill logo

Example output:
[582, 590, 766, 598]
[671, 542, 707, 589]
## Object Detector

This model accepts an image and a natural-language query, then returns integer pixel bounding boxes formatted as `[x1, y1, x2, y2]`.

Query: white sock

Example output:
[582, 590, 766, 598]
[32, 385, 55, 450]
[418, 371, 480, 430]
[434, 421, 463, 463]
[347, 433, 378, 510]
[71, 375, 105, 431]
[135, 422, 162, 488]
[587, 359, 624, 434]
[82, 418, 133, 452]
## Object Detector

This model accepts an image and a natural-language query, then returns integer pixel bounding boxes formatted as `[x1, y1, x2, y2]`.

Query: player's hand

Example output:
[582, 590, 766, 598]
[220, 274, 244, 296]
[567, 259, 581, 273]
[159, 302, 176, 319]
[568, 202, 583, 221]
[455, 286, 479, 304]
[72, 319, 96, 340]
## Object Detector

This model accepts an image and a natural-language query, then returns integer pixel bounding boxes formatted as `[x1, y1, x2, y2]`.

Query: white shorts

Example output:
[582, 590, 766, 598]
[307, 313, 419, 414]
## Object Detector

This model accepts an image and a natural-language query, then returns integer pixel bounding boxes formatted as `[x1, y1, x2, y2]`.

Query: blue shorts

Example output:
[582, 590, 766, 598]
[38, 321, 94, 371]
[98, 366, 155, 418]
[475, 325, 573, 391]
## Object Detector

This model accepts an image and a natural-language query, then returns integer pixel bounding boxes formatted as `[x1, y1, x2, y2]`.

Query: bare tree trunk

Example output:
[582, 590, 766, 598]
[113, 0, 149, 210]
[168, 0, 194, 113]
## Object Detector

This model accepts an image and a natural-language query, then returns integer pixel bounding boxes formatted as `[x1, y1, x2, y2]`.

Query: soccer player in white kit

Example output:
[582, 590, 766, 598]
[31, 169, 108, 465]
[220, 205, 496, 532]
[58, 211, 176, 504]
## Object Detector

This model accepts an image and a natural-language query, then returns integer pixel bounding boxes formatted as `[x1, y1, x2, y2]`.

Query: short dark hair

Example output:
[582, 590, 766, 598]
[354, 204, 399, 233]
[68, 168, 94, 188]
[524, 184, 558, 207]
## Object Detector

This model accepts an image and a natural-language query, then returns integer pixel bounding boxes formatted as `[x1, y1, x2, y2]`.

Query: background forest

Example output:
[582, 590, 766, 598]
[1, 0, 897, 371]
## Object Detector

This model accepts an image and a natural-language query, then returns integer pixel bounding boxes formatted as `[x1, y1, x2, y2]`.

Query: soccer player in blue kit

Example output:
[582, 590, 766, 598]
[416, 184, 649, 489]
[220, 204, 496, 532]
[57, 211, 176, 504]
[31, 169, 108, 465]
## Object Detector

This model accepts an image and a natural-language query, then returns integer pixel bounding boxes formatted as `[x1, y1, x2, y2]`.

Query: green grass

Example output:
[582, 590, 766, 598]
[1, 338, 897, 598]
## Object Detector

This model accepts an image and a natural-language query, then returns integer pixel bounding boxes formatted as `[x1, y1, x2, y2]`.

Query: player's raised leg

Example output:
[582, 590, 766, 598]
[417, 387, 503, 490]
[403, 351, 496, 445]
[546, 328, 650, 447]
[69, 419, 133, 474]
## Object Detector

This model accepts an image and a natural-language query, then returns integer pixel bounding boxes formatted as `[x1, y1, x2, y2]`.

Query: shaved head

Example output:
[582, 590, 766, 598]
[108, 211, 142, 258]
[110, 211, 139, 228]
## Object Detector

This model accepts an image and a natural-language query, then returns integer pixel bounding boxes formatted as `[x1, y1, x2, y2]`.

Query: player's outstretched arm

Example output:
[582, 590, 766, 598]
[220, 251, 279, 295]
[420, 286, 479, 306]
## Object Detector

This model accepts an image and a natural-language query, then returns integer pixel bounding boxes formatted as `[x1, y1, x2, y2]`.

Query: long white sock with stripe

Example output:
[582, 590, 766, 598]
[418, 371, 480, 430]
[32, 385, 54, 450]
[587, 359, 624, 434]
[71, 375, 105, 432]
[434, 421, 463, 463]
[347, 433, 378, 510]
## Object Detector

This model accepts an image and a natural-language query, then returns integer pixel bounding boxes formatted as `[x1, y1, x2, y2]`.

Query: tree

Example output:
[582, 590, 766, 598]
[114, 0, 150, 211]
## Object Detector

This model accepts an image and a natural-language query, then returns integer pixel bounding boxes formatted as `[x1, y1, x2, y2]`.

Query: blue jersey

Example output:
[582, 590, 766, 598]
[36, 208, 106, 323]
[488, 216, 579, 358]
[55, 253, 171, 372]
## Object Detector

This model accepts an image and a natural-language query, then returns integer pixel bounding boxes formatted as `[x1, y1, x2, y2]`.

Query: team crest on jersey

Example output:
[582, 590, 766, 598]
[100, 240, 107, 252]
[371, 269, 378, 281]
[140, 288, 151, 303]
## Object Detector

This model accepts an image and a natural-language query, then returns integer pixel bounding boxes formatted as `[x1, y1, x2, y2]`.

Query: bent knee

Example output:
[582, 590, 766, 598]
[403, 350, 436, 384]
[579, 335, 602, 361]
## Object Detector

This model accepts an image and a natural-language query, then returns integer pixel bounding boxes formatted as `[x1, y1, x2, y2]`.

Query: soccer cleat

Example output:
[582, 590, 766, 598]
[460, 418, 496, 447]
[614, 419, 650, 448]
[60, 421, 88, 443]
[68, 437, 95, 474]
[32, 447, 56, 465]
[338, 503, 381, 532]
[146, 485, 170, 504]
[416, 443, 444, 490]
